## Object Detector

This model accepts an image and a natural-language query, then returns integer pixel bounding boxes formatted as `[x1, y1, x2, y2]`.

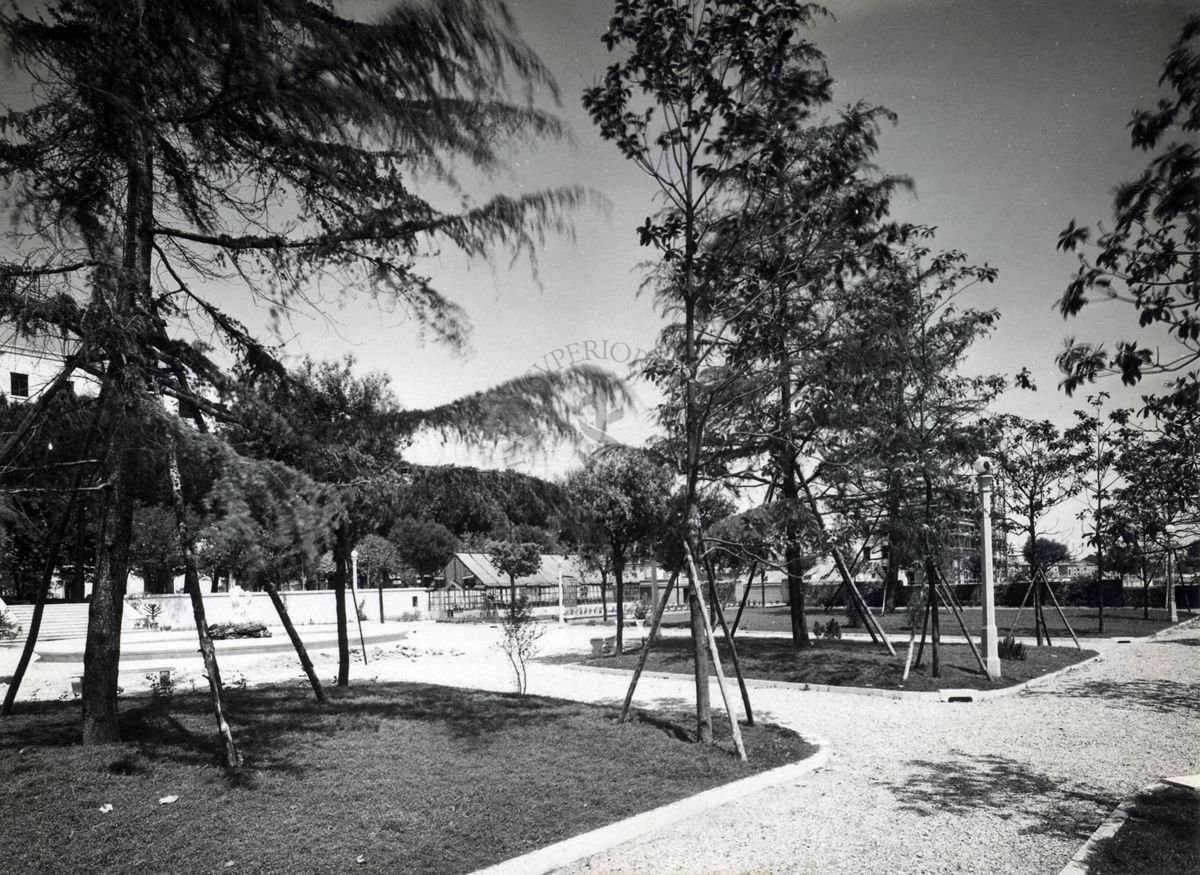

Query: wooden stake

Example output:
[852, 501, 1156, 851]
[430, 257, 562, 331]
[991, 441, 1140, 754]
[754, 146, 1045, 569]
[619, 571, 678, 723]
[832, 546, 895, 655]
[729, 560, 760, 638]
[686, 544, 746, 762]
[264, 583, 326, 702]
[932, 567, 989, 678]
[1006, 578, 1036, 639]
[704, 564, 754, 726]
[1042, 577, 1082, 650]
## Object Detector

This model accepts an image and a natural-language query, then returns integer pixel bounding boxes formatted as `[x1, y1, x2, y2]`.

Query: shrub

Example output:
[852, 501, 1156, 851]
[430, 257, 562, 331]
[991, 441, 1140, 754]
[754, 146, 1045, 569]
[998, 635, 1027, 661]
[207, 622, 271, 640]
[497, 596, 544, 694]
[812, 618, 842, 640]
[0, 609, 21, 640]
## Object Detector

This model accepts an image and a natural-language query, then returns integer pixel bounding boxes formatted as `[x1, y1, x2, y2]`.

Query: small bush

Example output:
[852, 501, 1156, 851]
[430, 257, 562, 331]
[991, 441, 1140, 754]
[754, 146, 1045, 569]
[812, 618, 842, 639]
[207, 622, 271, 640]
[998, 635, 1026, 661]
[0, 609, 21, 640]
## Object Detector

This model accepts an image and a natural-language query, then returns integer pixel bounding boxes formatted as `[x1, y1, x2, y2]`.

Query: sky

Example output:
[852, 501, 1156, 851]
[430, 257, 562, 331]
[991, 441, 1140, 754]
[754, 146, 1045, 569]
[293, 0, 1193, 552]
[300, 0, 1194, 414]
[5, 0, 1195, 549]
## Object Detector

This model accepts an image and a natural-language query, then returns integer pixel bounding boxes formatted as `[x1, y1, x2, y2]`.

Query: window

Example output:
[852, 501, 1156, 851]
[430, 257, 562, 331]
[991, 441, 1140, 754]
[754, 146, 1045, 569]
[412, 596, 419, 608]
[9, 372, 28, 398]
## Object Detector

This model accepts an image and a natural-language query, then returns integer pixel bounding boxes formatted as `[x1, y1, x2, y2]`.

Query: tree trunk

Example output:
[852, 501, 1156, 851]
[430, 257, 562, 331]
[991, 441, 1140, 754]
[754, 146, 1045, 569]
[614, 556, 625, 654]
[81, 413, 137, 745]
[265, 582, 325, 703]
[165, 429, 240, 768]
[3, 492, 79, 715]
[334, 533, 351, 686]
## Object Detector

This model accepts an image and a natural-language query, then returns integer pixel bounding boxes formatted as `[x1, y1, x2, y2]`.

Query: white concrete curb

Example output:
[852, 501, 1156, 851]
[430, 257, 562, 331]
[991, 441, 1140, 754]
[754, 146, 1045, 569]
[1058, 795, 1137, 875]
[470, 736, 831, 875]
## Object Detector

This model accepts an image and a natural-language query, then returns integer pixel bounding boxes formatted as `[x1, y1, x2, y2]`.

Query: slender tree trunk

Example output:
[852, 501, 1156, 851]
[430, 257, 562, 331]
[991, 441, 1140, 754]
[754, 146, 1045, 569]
[264, 583, 325, 703]
[614, 555, 625, 654]
[334, 530, 351, 686]
[165, 431, 240, 768]
[3, 488, 81, 715]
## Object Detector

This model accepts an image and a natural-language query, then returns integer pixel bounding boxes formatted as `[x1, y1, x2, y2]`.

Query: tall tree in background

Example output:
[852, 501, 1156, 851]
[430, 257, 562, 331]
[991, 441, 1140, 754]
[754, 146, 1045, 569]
[585, 0, 836, 742]
[1065, 393, 1134, 632]
[564, 448, 672, 654]
[0, 0, 590, 745]
[995, 417, 1080, 645]
[1057, 14, 1200, 409]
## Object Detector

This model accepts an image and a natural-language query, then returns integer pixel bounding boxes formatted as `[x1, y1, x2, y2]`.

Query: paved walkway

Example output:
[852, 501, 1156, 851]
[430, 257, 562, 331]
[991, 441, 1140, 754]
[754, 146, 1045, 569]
[2, 620, 1196, 874]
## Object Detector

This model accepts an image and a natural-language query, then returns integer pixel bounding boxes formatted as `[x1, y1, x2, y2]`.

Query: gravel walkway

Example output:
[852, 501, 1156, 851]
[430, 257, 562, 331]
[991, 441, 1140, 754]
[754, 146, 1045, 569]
[2, 619, 1197, 874]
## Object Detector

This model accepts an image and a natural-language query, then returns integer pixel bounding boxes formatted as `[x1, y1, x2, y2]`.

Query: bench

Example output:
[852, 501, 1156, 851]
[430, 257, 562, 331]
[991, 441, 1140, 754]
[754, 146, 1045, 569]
[70, 666, 175, 697]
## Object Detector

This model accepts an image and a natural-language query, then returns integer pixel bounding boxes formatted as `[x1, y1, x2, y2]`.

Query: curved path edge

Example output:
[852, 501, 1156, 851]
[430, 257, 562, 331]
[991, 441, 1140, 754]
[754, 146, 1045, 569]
[567, 651, 1103, 702]
[469, 736, 832, 875]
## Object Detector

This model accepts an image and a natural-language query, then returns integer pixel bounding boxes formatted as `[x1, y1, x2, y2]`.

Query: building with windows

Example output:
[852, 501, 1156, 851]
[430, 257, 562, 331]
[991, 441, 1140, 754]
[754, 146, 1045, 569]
[0, 331, 95, 401]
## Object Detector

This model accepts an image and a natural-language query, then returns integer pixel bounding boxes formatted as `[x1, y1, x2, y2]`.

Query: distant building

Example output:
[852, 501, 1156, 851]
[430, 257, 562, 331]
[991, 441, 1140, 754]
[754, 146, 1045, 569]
[0, 331, 96, 401]
[442, 552, 583, 590]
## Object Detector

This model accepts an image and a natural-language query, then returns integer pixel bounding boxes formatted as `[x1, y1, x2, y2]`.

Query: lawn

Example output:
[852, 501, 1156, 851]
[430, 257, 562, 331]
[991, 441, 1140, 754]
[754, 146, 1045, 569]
[677, 605, 1189, 640]
[1084, 783, 1200, 875]
[0, 682, 815, 875]
[577, 636, 1096, 691]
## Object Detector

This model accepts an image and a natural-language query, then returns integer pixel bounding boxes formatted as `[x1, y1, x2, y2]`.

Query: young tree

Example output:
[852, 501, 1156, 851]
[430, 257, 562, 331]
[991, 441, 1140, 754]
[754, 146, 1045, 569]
[1056, 14, 1200, 408]
[564, 448, 672, 654]
[585, 0, 835, 742]
[487, 538, 542, 616]
[0, 0, 586, 746]
[1065, 393, 1135, 631]
[996, 417, 1080, 644]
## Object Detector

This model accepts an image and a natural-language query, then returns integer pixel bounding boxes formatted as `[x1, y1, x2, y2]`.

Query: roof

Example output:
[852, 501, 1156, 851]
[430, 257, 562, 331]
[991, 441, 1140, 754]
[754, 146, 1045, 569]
[449, 553, 583, 587]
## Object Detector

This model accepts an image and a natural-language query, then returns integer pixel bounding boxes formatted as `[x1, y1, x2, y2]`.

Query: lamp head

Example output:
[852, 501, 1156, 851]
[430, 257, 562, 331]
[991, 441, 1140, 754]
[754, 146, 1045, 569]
[973, 456, 994, 475]
[351, 548, 359, 560]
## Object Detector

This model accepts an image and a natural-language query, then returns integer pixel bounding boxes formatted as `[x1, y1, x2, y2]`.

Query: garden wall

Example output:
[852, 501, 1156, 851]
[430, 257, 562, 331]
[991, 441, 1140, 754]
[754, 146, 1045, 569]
[123, 587, 431, 631]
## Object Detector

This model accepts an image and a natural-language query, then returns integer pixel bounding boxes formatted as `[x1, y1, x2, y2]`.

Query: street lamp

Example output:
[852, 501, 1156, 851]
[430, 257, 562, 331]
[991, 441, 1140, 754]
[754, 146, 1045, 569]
[557, 556, 565, 624]
[1165, 523, 1179, 623]
[975, 456, 1001, 680]
[350, 548, 368, 664]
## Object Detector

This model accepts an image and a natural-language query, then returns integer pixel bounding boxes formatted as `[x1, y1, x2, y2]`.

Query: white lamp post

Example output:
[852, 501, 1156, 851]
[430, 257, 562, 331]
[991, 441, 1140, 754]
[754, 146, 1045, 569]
[557, 557, 565, 624]
[1165, 523, 1179, 623]
[975, 456, 1001, 680]
[350, 548, 368, 664]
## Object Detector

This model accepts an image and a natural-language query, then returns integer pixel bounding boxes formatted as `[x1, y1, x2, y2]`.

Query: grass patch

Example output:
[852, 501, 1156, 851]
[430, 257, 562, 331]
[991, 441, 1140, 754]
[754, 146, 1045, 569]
[0, 681, 814, 875]
[685, 606, 1188, 639]
[574, 636, 1095, 691]
[1084, 784, 1200, 875]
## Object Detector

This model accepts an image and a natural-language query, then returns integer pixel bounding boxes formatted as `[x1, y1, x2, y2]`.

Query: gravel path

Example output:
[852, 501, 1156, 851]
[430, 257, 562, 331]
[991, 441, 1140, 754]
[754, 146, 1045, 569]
[3, 619, 1197, 874]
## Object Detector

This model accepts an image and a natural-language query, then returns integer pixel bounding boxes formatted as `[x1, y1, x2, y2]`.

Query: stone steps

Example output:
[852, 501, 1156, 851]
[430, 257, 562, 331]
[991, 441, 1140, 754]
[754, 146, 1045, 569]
[1, 604, 91, 640]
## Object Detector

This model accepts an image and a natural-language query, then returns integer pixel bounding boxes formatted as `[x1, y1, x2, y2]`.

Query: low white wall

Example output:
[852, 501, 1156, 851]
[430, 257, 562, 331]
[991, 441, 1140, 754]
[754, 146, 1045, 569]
[123, 587, 432, 631]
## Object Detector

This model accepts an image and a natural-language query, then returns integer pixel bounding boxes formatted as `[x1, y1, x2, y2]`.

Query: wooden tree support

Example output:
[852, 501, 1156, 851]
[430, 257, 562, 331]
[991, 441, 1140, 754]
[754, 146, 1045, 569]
[264, 583, 326, 702]
[1041, 575, 1082, 649]
[619, 571, 679, 723]
[830, 546, 895, 656]
[728, 559, 760, 638]
[166, 442, 240, 770]
[685, 544, 747, 762]
[703, 562, 754, 726]
[1005, 578, 1036, 640]
[931, 566, 989, 678]
[916, 583, 936, 667]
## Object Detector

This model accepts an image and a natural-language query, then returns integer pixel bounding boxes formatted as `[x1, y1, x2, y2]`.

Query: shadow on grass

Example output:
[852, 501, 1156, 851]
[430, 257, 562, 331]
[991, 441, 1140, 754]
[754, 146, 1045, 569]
[883, 752, 1112, 840]
[1150, 637, 1200, 647]
[1038, 679, 1200, 715]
